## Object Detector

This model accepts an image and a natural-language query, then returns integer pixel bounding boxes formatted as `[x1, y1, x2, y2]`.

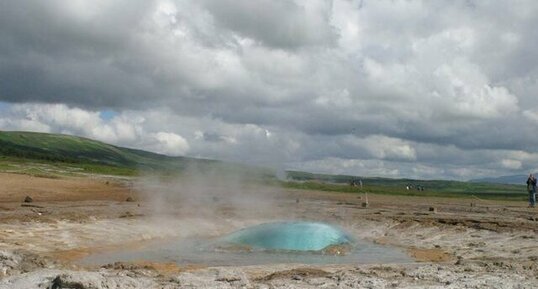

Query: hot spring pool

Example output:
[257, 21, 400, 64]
[80, 221, 412, 266]
[221, 221, 353, 251]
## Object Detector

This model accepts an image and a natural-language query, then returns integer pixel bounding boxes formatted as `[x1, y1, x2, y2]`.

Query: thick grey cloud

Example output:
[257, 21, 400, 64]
[1, 0, 538, 180]
[199, 0, 338, 48]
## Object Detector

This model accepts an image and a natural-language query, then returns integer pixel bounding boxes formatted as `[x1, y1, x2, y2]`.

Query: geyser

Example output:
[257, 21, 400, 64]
[80, 221, 412, 266]
[221, 221, 353, 251]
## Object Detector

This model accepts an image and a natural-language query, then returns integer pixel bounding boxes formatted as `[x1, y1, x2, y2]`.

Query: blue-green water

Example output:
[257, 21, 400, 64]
[221, 221, 352, 251]
[80, 222, 412, 266]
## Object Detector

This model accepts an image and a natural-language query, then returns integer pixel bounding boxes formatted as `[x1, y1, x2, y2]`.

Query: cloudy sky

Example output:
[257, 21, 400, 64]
[1, 0, 538, 180]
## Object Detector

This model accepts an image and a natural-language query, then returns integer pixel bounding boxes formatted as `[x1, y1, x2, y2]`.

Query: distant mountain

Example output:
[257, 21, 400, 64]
[470, 174, 531, 185]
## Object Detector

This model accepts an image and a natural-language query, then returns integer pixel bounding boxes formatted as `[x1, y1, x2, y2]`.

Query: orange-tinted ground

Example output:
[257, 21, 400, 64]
[1, 172, 537, 288]
[0, 172, 131, 202]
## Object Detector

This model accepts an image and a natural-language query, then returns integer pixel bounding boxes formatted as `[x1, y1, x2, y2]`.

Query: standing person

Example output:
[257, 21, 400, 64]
[526, 174, 536, 208]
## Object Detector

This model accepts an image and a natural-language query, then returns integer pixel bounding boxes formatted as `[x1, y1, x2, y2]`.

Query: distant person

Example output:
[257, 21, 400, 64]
[526, 174, 536, 208]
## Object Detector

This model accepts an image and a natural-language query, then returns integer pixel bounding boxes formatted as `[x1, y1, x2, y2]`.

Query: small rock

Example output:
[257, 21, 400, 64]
[50, 275, 86, 289]
[23, 196, 33, 203]
[119, 211, 134, 218]
[429, 207, 437, 213]
[215, 274, 241, 283]
[125, 196, 135, 202]
[50, 276, 62, 289]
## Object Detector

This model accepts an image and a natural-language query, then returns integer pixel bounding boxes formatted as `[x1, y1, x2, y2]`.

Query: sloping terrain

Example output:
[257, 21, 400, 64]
[0, 131, 215, 171]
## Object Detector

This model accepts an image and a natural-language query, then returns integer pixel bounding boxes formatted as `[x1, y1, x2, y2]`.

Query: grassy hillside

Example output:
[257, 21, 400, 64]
[0, 131, 254, 176]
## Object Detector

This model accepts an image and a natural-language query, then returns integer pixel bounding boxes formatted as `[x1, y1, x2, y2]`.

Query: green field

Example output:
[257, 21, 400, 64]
[284, 171, 527, 201]
[0, 131, 527, 201]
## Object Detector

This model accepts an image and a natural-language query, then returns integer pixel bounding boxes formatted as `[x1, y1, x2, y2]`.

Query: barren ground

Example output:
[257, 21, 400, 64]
[0, 172, 537, 288]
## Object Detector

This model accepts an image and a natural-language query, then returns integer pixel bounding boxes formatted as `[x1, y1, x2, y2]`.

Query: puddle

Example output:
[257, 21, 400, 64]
[80, 222, 412, 267]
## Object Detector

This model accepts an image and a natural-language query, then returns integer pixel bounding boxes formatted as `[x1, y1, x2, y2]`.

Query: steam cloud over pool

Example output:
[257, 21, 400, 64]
[221, 221, 353, 251]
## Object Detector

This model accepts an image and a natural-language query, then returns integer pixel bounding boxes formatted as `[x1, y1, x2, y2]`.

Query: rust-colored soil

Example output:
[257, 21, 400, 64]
[407, 248, 454, 262]
[0, 172, 131, 202]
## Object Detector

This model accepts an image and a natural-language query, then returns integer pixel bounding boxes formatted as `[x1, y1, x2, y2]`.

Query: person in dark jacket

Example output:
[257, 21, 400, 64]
[526, 174, 536, 208]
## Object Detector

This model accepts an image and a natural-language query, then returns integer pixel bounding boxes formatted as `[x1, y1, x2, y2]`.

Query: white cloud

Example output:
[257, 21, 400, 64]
[149, 132, 190, 156]
[342, 135, 417, 161]
[0, 103, 191, 156]
[431, 60, 519, 119]
[1, 1, 538, 179]
[523, 110, 538, 123]
[501, 159, 523, 170]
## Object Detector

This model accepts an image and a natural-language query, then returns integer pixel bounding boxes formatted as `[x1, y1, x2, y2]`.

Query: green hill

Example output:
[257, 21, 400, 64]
[0, 131, 236, 176]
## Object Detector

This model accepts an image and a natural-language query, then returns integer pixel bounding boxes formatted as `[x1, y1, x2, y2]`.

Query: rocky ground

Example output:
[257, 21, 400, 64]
[0, 172, 537, 288]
